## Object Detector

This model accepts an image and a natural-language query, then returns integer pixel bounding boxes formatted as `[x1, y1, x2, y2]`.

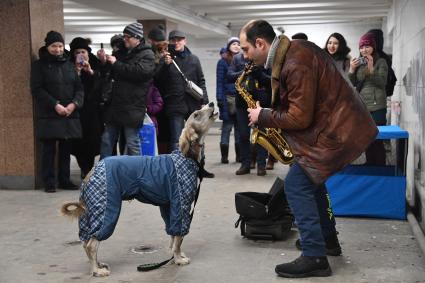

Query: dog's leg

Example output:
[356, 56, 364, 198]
[86, 238, 110, 277]
[172, 236, 190, 265]
[169, 236, 175, 250]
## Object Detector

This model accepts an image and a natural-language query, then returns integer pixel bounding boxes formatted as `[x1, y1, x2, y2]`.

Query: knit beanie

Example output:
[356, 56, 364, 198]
[123, 22, 144, 39]
[69, 37, 91, 53]
[227, 36, 240, 51]
[359, 32, 376, 49]
[148, 25, 166, 41]
[220, 47, 227, 55]
[44, 30, 64, 46]
[367, 29, 384, 52]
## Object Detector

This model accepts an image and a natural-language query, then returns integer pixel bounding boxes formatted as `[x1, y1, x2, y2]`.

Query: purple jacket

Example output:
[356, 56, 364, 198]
[146, 83, 164, 133]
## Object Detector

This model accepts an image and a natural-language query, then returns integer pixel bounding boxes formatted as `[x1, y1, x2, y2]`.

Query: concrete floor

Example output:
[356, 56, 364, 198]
[1, 129, 424, 283]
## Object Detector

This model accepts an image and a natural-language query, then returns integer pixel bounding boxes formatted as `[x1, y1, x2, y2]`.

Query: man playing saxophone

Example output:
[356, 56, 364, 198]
[242, 20, 378, 278]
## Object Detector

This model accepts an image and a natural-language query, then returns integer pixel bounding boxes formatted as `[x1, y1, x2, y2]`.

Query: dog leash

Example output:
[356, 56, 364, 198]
[137, 162, 204, 272]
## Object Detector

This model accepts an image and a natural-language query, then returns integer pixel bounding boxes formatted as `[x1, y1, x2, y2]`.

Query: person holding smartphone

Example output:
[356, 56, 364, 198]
[348, 32, 388, 165]
[69, 37, 103, 179]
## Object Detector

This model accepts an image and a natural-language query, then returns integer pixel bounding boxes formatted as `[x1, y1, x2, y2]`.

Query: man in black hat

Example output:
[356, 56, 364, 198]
[98, 22, 155, 159]
[156, 29, 214, 177]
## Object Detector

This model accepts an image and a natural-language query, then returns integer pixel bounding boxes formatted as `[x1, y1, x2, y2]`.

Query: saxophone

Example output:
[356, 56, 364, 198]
[235, 64, 294, 165]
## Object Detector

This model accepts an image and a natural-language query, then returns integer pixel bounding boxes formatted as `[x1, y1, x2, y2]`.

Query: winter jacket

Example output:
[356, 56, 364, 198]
[216, 58, 237, 121]
[91, 150, 199, 240]
[31, 47, 84, 139]
[258, 36, 378, 185]
[104, 43, 155, 128]
[156, 47, 208, 117]
[348, 57, 388, 112]
[146, 83, 164, 133]
[227, 53, 246, 109]
[70, 54, 104, 158]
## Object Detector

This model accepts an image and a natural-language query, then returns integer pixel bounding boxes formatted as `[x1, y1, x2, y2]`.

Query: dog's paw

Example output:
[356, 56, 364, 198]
[97, 262, 109, 270]
[92, 267, 110, 277]
[174, 256, 191, 265]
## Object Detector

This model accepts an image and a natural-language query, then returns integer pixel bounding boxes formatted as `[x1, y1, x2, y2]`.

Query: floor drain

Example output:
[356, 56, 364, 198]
[131, 245, 158, 254]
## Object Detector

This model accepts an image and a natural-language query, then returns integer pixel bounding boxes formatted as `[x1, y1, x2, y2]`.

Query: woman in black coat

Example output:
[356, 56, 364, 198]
[30, 31, 84, 193]
[69, 37, 103, 178]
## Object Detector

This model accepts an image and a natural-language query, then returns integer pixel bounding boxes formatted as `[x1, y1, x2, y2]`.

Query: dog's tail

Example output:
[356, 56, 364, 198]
[61, 201, 86, 219]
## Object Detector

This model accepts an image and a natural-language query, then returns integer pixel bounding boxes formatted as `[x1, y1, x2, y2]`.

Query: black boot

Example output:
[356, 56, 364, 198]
[295, 232, 342, 256]
[235, 143, 241, 163]
[275, 255, 332, 278]
[202, 169, 215, 178]
[200, 155, 214, 178]
[220, 143, 229, 164]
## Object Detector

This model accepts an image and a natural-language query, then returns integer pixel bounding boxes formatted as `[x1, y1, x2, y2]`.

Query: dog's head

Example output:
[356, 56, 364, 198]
[179, 102, 218, 160]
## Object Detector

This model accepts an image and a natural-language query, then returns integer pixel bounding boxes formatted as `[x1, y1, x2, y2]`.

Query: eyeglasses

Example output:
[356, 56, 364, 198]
[123, 34, 134, 40]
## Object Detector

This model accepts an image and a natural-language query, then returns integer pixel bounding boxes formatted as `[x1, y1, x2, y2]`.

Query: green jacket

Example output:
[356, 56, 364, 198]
[348, 57, 388, 112]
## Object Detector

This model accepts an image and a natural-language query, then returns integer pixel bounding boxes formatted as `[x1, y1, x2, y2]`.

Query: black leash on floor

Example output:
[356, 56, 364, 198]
[137, 162, 205, 272]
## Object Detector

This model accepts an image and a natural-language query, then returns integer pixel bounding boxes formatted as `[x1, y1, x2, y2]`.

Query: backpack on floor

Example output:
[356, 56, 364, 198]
[234, 177, 293, 241]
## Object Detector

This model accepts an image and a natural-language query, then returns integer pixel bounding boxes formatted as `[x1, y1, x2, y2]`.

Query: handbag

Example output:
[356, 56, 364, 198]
[139, 114, 158, 156]
[172, 61, 204, 101]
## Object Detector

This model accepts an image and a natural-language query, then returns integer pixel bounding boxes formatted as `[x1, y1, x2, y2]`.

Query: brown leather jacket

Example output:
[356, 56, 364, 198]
[258, 37, 378, 184]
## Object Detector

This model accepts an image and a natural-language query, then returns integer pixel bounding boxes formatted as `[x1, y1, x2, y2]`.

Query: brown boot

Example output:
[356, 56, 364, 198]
[236, 165, 250, 175]
[266, 156, 275, 170]
[257, 167, 267, 176]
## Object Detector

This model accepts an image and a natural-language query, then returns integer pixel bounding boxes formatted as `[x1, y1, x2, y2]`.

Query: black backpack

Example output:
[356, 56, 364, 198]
[235, 177, 293, 241]
[386, 66, 397, 97]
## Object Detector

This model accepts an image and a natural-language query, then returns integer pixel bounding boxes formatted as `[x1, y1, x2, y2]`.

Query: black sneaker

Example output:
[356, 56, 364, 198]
[295, 232, 342, 256]
[275, 255, 332, 278]
[58, 181, 79, 190]
[44, 183, 56, 193]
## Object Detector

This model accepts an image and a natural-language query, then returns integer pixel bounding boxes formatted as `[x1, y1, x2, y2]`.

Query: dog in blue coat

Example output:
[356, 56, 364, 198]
[61, 103, 217, 277]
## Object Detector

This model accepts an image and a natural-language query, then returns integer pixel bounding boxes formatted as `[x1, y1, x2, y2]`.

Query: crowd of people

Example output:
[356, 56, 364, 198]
[31, 20, 397, 278]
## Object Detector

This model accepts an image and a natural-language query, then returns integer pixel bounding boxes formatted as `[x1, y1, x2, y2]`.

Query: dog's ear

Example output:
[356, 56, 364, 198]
[179, 127, 198, 155]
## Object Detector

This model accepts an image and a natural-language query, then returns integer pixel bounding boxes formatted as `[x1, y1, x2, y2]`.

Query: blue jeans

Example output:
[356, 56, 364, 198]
[168, 115, 185, 152]
[236, 107, 267, 168]
[220, 115, 240, 145]
[284, 162, 336, 257]
[100, 125, 140, 159]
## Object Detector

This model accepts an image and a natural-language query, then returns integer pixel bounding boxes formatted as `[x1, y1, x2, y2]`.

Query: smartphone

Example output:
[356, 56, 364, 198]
[358, 57, 368, 65]
[168, 43, 177, 58]
[100, 43, 104, 49]
[76, 54, 84, 66]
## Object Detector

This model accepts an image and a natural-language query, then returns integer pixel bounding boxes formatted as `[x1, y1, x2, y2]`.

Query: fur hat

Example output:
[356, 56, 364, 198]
[69, 37, 91, 53]
[227, 37, 240, 51]
[148, 25, 166, 41]
[123, 22, 144, 39]
[44, 30, 64, 46]
[359, 32, 376, 49]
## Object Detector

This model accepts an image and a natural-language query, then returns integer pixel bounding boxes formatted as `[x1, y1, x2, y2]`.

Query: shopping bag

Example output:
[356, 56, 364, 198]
[139, 114, 158, 156]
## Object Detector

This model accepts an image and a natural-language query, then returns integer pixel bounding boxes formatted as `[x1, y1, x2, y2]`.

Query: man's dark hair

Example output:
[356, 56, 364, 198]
[241, 20, 276, 46]
[292, 33, 308, 40]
